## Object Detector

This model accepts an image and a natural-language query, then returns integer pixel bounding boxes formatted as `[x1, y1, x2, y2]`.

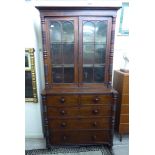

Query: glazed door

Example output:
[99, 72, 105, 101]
[46, 17, 78, 87]
[79, 17, 112, 86]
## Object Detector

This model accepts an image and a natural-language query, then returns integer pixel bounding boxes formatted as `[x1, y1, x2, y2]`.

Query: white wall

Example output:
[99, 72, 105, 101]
[25, 2, 45, 138]
[25, 0, 129, 138]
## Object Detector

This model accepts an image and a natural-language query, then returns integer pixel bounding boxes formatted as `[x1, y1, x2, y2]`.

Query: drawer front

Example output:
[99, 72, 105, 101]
[80, 105, 112, 116]
[122, 76, 129, 93]
[120, 104, 129, 114]
[47, 107, 79, 117]
[119, 123, 129, 134]
[50, 130, 111, 145]
[121, 94, 129, 105]
[49, 117, 111, 130]
[80, 95, 112, 105]
[46, 95, 78, 106]
[47, 105, 112, 118]
[120, 114, 129, 123]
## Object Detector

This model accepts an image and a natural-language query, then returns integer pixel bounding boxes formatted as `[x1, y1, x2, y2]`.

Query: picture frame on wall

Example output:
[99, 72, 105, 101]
[119, 2, 129, 35]
[25, 48, 38, 103]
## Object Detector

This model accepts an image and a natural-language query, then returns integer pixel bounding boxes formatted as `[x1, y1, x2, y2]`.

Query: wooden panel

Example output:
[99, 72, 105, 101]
[121, 94, 129, 105]
[119, 123, 129, 134]
[120, 114, 129, 123]
[47, 105, 112, 118]
[120, 105, 129, 114]
[46, 95, 78, 106]
[122, 75, 129, 93]
[113, 70, 129, 94]
[49, 117, 112, 130]
[50, 130, 111, 145]
[80, 95, 112, 104]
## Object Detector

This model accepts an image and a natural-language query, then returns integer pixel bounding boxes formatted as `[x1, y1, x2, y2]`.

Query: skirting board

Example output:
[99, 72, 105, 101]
[25, 133, 44, 139]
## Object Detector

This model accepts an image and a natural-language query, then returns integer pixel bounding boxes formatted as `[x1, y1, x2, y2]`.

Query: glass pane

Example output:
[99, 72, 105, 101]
[25, 71, 33, 98]
[52, 67, 63, 83]
[50, 22, 61, 42]
[83, 44, 94, 64]
[94, 44, 106, 64]
[25, 55, 29, 67]
[94, 66, 104, 82]
[95, 21, 107, 43]
[62, 21, 74, 42]
[51, 43, 62, 64]
[64, 67, 74, 83]
[83, 67, 93, 82]
[83, 22, 95, 43]
[63, 43, 74, 64]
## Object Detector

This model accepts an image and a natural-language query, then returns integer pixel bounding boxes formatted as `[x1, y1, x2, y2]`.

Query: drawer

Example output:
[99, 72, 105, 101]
[122, 76, 129, 93]
[120, 114, 129, 123]
[119, 123, 129, 134]
[47, 105, 112, 118]
[120, 104, 129, 114]
[50, 130, 111, 145]
[46, 95, 78, 106]
[49, 117, 112, 130]
[80, 95, 112, 105]
[121, 94, 129, 105]
[47, 107, 79, 117]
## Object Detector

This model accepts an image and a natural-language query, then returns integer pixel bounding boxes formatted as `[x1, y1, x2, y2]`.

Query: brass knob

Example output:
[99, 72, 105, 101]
[60, 110, 66, 115]
[60, 97, 65, 103]
[92, 109, 99, 114]
[61, 122, 67, 127]
[92, 135, 97, 141]
[93, 97, 100, 103]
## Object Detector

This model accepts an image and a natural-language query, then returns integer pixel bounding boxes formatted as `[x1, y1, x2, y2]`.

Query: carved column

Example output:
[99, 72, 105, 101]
[108, 17, 116, 87]
[110, 91, 118, 147]
[41, 16, 49, 89]
[42, 94, 50, 149]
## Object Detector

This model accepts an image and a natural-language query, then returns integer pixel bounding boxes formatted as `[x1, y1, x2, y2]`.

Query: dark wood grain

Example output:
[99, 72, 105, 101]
[37, 6, 119, 147]
[113, 70, 129, 139]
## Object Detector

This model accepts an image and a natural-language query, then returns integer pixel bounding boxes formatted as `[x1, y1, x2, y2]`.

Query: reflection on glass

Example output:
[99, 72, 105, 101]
[52, 67, 63, 83]
[63, 43, 74, 64]
[64, 68, 74, 83]
[82, 20, 107, 83]
[51, 44, 62, 64]
[83, 67, 93, 82]
[95, 44, 106, 64]
[50, 22, 61, 42]
[83, 44, 94, 64]
[95, 21, 107, 43]
[50, 20, 75, 83]
[25, 71, 33, 98]
[83, 22, 95, 42]
[62, 21, 74, 42]
[25, 55, 29, 67]
[94, 67, 104, 82]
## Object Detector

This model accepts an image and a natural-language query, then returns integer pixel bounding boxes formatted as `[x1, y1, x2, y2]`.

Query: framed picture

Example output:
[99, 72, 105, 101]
[119, 2, 129, 35]
[25, 48, 38, 103]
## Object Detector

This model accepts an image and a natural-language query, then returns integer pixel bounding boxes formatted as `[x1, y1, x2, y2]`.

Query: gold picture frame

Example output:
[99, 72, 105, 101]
[25, 48, 38, 103]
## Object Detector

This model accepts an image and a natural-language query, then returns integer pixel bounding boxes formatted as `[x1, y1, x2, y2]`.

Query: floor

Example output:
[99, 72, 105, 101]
[25, 134, 129, 155]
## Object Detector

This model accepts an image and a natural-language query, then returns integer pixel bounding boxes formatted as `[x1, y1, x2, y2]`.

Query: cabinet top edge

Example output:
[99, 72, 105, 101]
[35, 6, 121, 11]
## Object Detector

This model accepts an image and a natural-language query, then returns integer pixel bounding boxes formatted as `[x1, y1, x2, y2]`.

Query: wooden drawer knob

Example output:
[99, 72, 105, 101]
[93, 97, 100, 103]
[60, 97, 65, 103]
[92, 109, 99, 114]
[60, 110, 66, 115]
[61, 122, 67, 127]
[62, 135, 67, 141]
[92, 135, 97, 141]
[92, 122, 97, 127]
